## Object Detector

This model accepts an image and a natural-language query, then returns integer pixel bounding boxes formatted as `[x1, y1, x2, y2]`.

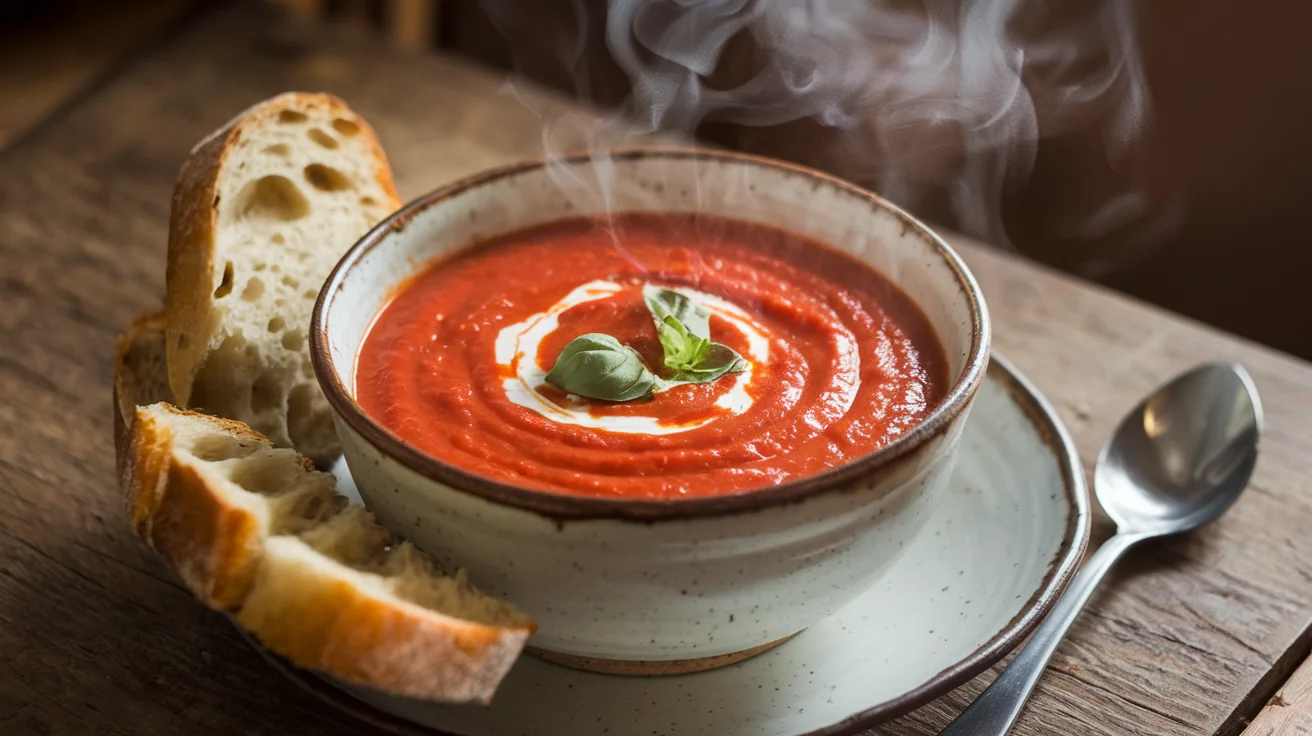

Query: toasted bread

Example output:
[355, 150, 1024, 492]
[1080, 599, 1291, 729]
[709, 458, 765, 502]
[165, 92, 401, 467]
[113, 319, 535, 704]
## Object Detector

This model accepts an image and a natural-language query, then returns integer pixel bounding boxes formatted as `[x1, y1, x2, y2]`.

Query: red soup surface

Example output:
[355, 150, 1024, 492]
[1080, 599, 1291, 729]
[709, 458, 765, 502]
[356, 213, 948, 500]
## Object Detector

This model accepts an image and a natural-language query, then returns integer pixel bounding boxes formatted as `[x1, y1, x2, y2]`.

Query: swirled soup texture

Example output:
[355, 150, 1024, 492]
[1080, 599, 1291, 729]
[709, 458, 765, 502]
[356, 213, 947, 500]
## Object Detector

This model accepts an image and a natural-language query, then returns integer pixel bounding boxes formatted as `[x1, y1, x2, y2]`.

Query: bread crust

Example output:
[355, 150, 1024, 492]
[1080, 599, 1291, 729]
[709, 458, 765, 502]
[165, 112, 226, 407]
[113, 312, 170, 534]
[122, 406, 171, 538]
[112, 312, 168, 458]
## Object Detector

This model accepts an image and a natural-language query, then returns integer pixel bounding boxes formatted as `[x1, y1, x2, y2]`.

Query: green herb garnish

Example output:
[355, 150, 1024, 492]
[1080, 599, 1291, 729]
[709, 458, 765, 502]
[644, 285, 747, 384]
[543, 333, 659, 402]
[543, 284, 748, 402]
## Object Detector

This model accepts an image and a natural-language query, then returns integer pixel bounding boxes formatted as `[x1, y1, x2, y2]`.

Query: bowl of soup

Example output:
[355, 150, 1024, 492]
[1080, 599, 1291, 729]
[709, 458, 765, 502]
[311, 148, 990, 674]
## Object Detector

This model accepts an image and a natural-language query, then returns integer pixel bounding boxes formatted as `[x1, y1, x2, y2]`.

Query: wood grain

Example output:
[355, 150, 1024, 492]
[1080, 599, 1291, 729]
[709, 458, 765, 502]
[1243, 656, 1312, 736]
[0, 0, 198, 146]
[0, 2, 1310, 735]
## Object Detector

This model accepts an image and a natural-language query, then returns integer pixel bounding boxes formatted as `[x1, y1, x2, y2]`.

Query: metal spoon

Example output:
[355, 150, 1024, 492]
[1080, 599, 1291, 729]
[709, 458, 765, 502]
[940, 362, 1262, 736]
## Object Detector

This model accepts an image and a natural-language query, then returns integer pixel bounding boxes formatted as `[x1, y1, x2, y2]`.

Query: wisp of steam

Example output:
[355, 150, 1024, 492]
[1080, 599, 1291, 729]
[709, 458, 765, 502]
[484, 0, 1174, 275]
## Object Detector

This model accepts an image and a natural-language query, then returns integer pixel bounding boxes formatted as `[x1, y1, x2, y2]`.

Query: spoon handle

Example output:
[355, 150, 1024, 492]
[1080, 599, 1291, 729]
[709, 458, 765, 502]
[938, 531, 1148, 736]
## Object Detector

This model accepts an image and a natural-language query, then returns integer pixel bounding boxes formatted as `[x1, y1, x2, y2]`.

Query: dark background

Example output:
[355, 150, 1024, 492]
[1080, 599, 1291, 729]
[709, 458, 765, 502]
[4, 0, 1309, 360]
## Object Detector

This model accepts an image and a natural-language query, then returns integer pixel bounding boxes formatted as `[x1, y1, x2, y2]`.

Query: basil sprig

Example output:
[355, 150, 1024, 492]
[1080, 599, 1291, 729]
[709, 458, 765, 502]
[644, 285, 747, 384]
[543, 284, 748, 402]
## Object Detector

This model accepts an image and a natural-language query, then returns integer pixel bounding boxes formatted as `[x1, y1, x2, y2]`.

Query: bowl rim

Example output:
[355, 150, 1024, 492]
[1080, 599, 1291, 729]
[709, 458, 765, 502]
[310, 146, 992, 522]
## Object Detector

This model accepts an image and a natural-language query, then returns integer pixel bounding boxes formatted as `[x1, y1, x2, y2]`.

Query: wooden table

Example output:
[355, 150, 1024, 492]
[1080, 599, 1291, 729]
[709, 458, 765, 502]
[2, 3, 1311, 734]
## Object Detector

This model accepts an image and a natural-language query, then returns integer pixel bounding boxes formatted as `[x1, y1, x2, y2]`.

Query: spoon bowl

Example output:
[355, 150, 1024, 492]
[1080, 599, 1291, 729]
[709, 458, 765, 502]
[1094, 362, 1263, 535]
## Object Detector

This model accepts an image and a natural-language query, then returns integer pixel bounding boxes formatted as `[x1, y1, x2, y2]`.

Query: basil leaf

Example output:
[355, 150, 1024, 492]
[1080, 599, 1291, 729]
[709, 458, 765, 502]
[544, 333, 658, 402]
[657, 315, 711, 372]
[643, 285, 711, 340]
[668, 342, 748, 384]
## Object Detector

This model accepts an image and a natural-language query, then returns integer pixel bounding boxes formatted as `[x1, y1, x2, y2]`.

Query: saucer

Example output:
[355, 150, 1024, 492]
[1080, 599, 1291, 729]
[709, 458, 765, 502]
[252, 352, 1090, 735]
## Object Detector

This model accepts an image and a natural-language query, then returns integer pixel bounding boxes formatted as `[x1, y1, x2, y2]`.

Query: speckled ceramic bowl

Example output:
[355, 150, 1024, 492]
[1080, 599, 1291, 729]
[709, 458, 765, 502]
[311, 149, 991, 673]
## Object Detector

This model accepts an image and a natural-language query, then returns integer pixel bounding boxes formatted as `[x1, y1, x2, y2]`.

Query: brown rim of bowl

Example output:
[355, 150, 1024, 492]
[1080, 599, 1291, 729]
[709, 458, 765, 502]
[247, 353, 1091, 735]
[310, 146, 992, 522]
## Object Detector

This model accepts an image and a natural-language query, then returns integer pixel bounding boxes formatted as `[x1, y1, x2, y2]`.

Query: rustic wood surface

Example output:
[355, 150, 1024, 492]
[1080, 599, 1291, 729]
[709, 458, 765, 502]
[1, 3, 1310, 735]
[1243, 655, 1312, 736]
[0, 0, 197, 146]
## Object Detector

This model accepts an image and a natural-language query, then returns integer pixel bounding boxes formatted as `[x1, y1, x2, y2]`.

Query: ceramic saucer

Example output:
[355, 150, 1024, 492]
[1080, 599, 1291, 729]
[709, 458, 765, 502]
[253, 352, 1090, 735]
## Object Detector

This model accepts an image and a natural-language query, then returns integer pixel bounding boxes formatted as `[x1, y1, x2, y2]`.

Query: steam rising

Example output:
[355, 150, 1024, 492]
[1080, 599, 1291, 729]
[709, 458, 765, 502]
[485, 0, 1170, 270]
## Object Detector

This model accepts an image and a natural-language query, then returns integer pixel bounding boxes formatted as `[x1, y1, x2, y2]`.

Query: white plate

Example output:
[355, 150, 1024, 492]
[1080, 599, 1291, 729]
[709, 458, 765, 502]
[253, 353, 1090, 736]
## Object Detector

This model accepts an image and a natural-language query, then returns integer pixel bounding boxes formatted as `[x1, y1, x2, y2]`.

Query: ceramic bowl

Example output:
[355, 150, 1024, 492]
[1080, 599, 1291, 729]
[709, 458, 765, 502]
[310, 148, 991, 673]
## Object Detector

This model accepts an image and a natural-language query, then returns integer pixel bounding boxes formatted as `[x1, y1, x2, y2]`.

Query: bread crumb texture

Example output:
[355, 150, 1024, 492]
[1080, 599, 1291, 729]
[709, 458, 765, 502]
[127, 402, 534, 703]
[168, 93, 399, 468]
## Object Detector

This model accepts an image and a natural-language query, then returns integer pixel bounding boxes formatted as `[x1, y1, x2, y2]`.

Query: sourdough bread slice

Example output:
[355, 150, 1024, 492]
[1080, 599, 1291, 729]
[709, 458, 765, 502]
[165, 92, 401, 468]
[113, 320, 535, 704]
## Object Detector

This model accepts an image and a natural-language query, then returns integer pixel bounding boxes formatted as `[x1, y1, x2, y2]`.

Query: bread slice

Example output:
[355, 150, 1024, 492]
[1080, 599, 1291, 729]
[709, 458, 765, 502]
[114, 322, 535, 704]
[165, 92, 401, 468]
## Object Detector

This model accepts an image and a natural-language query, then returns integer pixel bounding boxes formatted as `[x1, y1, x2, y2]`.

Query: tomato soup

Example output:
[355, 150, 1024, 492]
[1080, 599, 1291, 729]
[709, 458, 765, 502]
[355, 213, 947, 500]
